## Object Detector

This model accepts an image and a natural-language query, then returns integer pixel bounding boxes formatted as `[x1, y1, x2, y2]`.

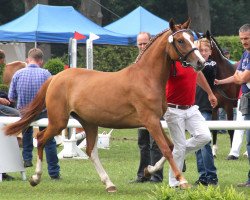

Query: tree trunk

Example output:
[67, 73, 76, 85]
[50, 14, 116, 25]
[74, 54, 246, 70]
[22, 0, 51, 62]
[79, 0, 103, 25]
[186, 0, 211, 33]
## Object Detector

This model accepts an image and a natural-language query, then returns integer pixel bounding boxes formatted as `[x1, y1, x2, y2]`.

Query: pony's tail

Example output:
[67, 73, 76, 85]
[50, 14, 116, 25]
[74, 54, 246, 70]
[4, 77, 53, 136]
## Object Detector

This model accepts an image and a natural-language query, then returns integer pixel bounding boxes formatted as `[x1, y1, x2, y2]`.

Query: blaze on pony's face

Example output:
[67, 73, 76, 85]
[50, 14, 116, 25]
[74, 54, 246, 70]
[168, 18, 205, 71]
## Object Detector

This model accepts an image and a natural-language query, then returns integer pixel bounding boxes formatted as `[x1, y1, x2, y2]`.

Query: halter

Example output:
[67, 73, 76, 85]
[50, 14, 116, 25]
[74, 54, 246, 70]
[168, 29, 198, 67]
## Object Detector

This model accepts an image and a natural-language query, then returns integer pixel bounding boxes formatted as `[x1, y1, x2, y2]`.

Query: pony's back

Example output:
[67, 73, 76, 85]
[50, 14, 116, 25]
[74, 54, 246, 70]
[3, 61, 27, 85]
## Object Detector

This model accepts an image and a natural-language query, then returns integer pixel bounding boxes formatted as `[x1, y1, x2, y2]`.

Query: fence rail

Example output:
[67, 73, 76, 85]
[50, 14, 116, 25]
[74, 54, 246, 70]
[0, 117, 250, 130]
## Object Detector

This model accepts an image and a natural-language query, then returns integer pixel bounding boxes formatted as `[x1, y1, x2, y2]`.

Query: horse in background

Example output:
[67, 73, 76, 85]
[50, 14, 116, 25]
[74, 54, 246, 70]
[203, 31, 240, 157]
[3, 61, 26, 85]
[4, 19, 205, 192]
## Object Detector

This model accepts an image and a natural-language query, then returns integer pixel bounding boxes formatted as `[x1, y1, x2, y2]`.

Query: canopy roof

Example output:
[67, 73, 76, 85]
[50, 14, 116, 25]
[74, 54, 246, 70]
[104, 6, 169, 44]
[0, 4, 131, 45]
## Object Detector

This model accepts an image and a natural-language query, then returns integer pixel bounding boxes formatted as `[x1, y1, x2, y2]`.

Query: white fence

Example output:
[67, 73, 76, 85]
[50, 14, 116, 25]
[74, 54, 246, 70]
[1, 116, 250, 130]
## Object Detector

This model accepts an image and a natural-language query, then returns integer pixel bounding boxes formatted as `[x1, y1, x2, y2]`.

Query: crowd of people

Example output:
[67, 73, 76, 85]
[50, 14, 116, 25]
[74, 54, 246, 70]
[130, 23, 250, 188]
[1, 23, 250, 188]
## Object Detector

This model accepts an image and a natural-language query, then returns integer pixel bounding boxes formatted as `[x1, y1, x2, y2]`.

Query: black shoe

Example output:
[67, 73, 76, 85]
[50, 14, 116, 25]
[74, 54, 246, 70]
[194, 179, 208, 186]
[150, 179, 162, 183]
[129, 177, 150, 183]
[51, 175, 61, 180]
[208, 181, 218, 186]
[227, 155, 238, 160]
[24, 160, 33, 168]
[237, 182, 250, 187]
[2, 173, 14, 181]
[182, 160, 186, 172]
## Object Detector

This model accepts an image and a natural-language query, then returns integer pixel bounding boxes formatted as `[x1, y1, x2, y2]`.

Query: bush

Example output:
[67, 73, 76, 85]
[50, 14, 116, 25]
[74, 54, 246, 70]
[44, 58, 65, 75]
[58, 35, 242, 72]
[215, 35, 244, 61]
[0, 83, 9, 93]
[0, 63, 5, 84]
[150, 185, 247, 200]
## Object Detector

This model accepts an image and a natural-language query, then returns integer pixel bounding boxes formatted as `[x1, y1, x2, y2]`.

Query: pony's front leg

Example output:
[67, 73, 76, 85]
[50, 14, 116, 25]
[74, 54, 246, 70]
[89, 146, 116, 192]
[29, 145, 44, 186]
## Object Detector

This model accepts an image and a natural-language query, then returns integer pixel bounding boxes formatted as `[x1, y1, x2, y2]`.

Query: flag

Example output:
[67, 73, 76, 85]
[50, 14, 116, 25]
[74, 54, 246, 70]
[74, 31, 86, 40]
[89, 32, 100, 41]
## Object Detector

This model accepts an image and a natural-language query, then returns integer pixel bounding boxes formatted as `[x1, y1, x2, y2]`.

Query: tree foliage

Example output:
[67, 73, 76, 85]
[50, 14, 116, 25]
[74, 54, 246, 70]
[1, 0, 249, 36]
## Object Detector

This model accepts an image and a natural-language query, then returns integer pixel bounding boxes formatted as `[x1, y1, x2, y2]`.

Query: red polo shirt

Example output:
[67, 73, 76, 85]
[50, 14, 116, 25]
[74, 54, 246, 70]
[166, 61, 197, 105]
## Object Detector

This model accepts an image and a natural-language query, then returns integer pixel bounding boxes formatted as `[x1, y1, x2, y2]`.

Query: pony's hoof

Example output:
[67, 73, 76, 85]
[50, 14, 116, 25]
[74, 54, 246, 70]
[212, 145, 218, 157]
[29, 177, 38, 187]
[180, 183, 192, 189]
[106, 186, 117, 193]
[144, 167, 151, 178]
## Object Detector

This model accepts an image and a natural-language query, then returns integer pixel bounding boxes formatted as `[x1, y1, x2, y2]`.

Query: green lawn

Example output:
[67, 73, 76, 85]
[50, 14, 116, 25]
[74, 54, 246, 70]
[0, 128, 249, 200]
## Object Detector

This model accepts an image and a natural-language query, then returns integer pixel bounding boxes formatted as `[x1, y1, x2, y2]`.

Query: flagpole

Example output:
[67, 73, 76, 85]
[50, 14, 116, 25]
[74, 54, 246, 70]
[86, 32, 100, 70]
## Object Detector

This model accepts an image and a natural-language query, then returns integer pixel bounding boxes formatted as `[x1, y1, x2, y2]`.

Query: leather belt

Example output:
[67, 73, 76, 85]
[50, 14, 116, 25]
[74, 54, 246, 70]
[167, 103, 193, 110]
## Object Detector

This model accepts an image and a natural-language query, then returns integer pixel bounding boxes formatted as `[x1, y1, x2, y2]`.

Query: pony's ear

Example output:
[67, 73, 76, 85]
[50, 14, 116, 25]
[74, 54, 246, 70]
[205, 30, 211, 39]
[181, 17, 191, 29]
[169, 18, 176, 32]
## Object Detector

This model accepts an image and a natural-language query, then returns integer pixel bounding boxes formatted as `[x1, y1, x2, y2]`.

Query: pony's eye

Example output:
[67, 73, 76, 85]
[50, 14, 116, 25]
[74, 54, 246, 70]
[177, 39, 184, 44]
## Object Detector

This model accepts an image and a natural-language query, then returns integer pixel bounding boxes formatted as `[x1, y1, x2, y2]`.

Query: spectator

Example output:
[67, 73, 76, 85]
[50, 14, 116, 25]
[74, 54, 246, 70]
[8, 48, 60, 180]
[130, 32, 163, 183]
[194, 38, 218, 186]
[227, 88, 247, 160]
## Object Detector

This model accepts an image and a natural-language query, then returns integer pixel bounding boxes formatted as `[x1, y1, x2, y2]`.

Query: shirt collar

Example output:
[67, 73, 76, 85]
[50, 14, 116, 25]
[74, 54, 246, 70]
[28, 64, 40, 68]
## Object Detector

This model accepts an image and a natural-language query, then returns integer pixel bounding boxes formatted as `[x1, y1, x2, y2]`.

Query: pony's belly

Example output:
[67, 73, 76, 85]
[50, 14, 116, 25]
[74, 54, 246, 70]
[83, 114, 143, 129]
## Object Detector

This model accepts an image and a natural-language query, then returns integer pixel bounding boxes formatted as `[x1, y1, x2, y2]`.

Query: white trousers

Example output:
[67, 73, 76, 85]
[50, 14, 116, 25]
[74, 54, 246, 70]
[228, 99, 245, 157]
[164, 105, 211, 187]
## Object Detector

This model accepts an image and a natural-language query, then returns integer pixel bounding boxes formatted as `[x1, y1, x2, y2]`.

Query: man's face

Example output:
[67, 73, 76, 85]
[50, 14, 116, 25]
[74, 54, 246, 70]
[137, 34, 150, 52]
[239, 31, 250, 52]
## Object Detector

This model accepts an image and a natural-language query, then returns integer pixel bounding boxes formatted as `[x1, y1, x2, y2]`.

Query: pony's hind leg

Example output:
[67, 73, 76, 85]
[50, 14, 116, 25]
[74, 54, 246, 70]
[85, 125, 116, 193]
[29, 128, 46, 186]
[29, 124, 65, 186]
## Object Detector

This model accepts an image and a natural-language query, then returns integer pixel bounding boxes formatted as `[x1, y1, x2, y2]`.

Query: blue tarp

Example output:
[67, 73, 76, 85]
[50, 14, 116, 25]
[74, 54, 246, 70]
[104, 6, 169, 44]
[0, 4, 132, 45]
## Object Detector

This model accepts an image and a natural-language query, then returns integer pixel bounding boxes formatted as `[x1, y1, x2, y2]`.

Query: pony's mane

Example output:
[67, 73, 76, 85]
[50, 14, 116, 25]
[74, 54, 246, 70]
[134, 28, 170, 63]
[210, 35, 227, 58]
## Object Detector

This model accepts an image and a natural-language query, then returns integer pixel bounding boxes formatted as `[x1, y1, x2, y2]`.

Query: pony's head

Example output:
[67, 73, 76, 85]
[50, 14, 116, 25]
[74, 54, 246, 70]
[167, 18, 205, 71]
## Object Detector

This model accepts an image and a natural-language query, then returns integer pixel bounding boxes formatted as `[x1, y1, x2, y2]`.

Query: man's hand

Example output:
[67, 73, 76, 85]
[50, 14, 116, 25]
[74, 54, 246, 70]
[214, 79, 220, 85]
[208, 93, 218, 108]
[0, 97, 10, 106]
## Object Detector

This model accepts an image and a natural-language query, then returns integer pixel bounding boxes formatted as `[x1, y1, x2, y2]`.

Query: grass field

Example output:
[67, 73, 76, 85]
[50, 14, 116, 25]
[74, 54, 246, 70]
[0, 128, 249, 200]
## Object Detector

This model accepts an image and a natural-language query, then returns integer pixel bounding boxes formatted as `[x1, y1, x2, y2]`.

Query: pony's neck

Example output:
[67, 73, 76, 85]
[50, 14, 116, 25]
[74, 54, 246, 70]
[136, 33, 171, 87]
[211, 40, 235, 76]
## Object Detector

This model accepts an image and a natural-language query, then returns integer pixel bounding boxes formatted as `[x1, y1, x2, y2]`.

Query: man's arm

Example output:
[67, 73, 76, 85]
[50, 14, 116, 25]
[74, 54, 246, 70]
[197, 71, 218, 108]
[233, 70, 250, 84]
[214, 75, 235, 85]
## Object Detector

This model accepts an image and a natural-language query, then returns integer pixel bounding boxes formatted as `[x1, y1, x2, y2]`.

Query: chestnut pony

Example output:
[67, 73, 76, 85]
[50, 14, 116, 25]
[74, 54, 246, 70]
[4, 19, 205, 192]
